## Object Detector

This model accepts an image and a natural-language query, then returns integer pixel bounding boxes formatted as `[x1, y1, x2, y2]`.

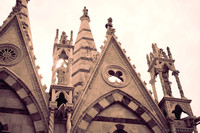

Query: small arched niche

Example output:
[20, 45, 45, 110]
[56, 92, 67, 108]
[172, 105, 189, 120]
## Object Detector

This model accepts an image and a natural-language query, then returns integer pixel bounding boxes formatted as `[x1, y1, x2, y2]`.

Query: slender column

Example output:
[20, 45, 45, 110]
[169, 120, 176, 133]
[69, 91, 72, 103]
[51, 58, 57, 84]
[167, 116, 176, 133]
[65, 90, 73, 133]
[67, 58, 73, 86]
[193, 126, 198, 133]
[172, 70, 185, 98]
[67, 31, 73, 86]
[48, 110, 55, 133]
[66, 112, 72, 133]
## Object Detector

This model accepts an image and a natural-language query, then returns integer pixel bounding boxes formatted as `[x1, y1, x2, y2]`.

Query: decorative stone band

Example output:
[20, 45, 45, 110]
[72, 57, 93, 66]
[78, 29, 91, 34]
[73, 46, 97, 55]
[0, 68, 47, 133]
[75, 37, 94, 45]
[76, 91, 162, 133]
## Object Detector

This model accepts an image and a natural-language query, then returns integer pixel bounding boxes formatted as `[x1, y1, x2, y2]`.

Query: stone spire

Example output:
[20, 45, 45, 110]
[72, 7, 98, 102]
[50, 30, 74, 133]
[74, 6, 95, 48]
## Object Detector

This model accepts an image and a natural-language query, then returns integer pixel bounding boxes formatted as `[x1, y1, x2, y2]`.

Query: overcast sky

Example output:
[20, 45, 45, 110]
[0, 0, 200, 131]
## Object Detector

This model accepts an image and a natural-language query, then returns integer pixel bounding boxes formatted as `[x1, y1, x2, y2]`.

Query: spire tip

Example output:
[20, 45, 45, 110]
[80, 7, 90, 21]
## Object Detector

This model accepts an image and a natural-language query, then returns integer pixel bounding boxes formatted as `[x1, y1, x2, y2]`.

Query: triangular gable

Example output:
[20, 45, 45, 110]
[0, 14, 48, 119]
[72, 35, 168, 131]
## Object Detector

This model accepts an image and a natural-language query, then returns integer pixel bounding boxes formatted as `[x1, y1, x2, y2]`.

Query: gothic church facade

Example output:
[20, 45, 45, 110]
[0, 0, 199, 133]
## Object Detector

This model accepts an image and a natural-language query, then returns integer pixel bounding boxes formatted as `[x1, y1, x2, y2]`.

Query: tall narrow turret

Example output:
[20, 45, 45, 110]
[49, 30, 74, 133]
[72, 7, 98, 100]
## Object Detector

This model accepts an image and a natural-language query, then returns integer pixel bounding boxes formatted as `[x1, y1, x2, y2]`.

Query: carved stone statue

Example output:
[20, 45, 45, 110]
[57, 67, 66, 84]
[162, 65, 172, 96]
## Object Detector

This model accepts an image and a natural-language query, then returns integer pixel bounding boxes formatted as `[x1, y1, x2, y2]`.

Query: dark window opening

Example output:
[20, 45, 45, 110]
[113, 129, 128, 133]
[56, 93, 67, 108]
[172, 105, 188, 120]
[0, 122, 2, 132]
[108, 70, 123, 83]
[59, 50, 68, 60]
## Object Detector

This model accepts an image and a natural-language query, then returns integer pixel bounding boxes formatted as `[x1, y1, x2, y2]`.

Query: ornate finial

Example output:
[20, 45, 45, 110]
[167, 46, 172, 59]
[70, 30, 73, 45]
[105, 17, 113, 28]
[54, 29, 59, 44]
[12, 0, 22, 13]
[70, 31, 73, 41]
[59, 31, 69, 44]
[80, 7, 90, 21]
[83, 7, 88, 17]
[105, 17, 115, 35]
[146, 54, 150, 67]
[56, 29, 59, 37]
[152, 43, 156, 53]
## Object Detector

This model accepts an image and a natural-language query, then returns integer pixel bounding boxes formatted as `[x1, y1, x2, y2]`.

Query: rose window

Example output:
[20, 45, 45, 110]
[0, 44, 22, 65]
[0, 48, 17, 62]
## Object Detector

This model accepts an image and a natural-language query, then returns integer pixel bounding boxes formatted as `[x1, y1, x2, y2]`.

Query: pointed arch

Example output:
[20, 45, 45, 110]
[55, 92, 68, 108]
[172, 103, 192, 116]
[0, 67, 47, 132]
[75, 90, 164, 133]
[171, 104, 191, 120]
[55, 48, 70, 59]
[54, 90, 70, 102]
[161, 62, 174, 71]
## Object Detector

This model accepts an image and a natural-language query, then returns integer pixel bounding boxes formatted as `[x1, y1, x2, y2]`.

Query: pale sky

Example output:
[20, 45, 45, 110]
[0, 0, 200, 131]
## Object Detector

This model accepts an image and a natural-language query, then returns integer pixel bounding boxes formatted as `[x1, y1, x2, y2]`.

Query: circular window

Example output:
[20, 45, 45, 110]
[102, 65, 130, 88]
[0, 44, 22, 66]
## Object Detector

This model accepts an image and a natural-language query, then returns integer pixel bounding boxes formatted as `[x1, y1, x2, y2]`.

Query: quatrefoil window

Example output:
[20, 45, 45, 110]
[102, 65, 130, 88]
[108, 70, 124, 83]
